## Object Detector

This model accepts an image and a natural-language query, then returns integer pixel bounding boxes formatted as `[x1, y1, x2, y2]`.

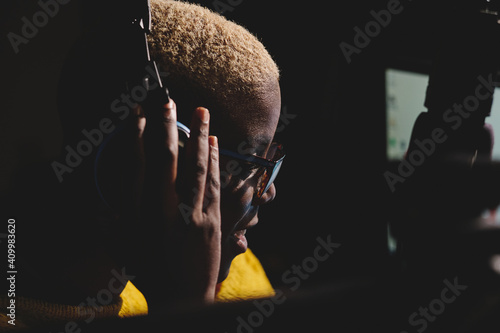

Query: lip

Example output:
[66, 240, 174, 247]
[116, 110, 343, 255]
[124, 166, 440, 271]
[231, 229, 248, 254]
[230, 216, 259, 254]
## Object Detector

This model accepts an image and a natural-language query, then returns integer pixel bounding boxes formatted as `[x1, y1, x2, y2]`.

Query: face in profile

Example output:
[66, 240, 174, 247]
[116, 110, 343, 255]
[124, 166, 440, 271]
[95, 79, 282, 283]
[212, 80, 282, 282]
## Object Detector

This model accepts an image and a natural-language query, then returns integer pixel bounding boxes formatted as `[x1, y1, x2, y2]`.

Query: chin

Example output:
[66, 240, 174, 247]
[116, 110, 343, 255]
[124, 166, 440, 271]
[217, 210, 257, 283]
[217, 236, 246, 283]
[217, 255, 234, 283]
[217, 266, 231, 283]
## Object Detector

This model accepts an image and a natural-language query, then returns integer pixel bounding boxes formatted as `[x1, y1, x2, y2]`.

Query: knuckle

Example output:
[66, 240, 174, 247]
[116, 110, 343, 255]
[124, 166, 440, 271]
[192, 216, 220, 233]
[194, 160, 208, 176]
[190, 211, 204, 225]
[208, 176, 220, 191]
[164, 141, 178, 158]
[192, 126, 208, 139]
[162, 115, 175, 124]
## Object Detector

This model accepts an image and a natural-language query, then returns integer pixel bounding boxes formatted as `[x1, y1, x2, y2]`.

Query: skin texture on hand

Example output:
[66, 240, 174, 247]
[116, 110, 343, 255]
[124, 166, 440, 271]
[117, 100, 222, 307]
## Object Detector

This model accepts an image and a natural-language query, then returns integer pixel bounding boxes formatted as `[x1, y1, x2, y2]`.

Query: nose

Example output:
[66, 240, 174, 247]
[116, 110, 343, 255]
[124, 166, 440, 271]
[254, 183, 276, 206]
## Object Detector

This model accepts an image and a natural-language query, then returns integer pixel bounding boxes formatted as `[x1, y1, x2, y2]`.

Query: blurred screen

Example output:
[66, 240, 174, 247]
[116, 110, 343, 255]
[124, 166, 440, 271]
[386, 67, 500, 231]
[386, 67, 500, 160]
[385, 68, 428, 160]
[488, 90, 500, 160]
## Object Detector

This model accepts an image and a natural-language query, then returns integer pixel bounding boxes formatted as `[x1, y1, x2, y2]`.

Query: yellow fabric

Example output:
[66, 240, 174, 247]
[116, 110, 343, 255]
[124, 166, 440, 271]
[0, 249, 273, 330]
[118, 281, 149, 318]
[216, 249, 275, 302]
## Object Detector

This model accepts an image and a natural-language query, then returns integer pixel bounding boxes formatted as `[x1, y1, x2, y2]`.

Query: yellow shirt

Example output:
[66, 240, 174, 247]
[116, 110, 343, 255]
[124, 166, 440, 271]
[0, 249, 274, 331]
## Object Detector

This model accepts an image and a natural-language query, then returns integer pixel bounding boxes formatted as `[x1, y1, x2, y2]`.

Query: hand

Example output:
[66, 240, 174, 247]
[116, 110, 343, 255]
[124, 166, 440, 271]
[117, 99, 221, 307]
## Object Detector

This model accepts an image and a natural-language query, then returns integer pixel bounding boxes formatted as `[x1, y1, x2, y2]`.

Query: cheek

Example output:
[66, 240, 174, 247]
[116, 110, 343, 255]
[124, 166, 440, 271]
[220, 181, 255, 235]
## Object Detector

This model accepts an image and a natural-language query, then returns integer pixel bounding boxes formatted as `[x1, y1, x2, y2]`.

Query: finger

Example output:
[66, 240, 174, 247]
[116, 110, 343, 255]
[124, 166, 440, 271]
[160, 99, 178, 187]
[205, 136, 221, 217]
[159, 99, 180, 220]
[141, 99, 179, 221]
[120, 104, 146, 218]
[185, 107, 210, 212]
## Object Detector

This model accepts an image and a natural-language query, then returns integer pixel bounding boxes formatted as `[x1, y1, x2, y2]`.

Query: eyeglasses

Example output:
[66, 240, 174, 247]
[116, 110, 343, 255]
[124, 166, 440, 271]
[95, 121, 285, 209]
[177, 122, 285, 198]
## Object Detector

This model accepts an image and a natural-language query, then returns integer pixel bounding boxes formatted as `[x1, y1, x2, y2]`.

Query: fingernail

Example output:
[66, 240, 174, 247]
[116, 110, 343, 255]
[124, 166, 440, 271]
[198, 107, 209, 124]
[164, 98, 175, 109]
[209, 135, 218, 148]
[163, 104, 172, 119]
[133, 104, 144, 117]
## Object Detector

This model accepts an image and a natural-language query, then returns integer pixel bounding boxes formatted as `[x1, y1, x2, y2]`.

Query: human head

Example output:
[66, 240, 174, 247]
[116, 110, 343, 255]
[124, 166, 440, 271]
[148, 0, 281, 281]
[57, 0, 281, 284]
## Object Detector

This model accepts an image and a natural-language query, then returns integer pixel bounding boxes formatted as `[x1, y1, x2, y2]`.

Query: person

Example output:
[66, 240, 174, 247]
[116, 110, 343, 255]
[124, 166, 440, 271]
[0, 0, 283, 329]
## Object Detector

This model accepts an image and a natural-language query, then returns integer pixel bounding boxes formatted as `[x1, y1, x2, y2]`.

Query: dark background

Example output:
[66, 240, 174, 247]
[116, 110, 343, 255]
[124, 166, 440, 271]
[206, 0, 449, 287]
[0, 0, 469, 293]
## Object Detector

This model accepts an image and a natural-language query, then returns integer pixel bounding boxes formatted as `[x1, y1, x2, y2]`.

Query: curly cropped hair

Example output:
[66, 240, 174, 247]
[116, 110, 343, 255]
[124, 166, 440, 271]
[148, 0, 279, 110]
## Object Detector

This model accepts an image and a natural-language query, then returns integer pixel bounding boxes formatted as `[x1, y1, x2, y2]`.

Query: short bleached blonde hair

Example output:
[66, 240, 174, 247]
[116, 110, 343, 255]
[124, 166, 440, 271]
[148, 0, 279, 111]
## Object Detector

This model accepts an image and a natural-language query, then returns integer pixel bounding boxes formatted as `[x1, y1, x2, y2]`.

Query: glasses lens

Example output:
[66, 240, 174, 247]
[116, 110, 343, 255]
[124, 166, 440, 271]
[255, 144, 285, 198]
[266, 160, 282, 190]
[256, 169, 270, 198]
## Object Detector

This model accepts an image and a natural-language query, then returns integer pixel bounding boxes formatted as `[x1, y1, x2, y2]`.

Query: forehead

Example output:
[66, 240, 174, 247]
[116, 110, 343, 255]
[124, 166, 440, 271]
[215, 81, 281, 154]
